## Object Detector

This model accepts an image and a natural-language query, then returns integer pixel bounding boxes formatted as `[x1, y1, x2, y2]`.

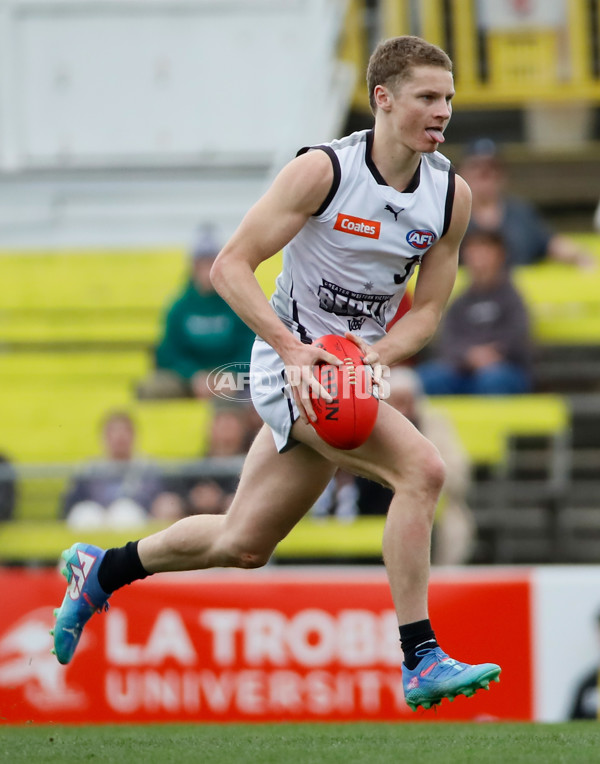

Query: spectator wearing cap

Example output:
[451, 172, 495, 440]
[137, 225, 255, 400]
[458, 138, 595, 269]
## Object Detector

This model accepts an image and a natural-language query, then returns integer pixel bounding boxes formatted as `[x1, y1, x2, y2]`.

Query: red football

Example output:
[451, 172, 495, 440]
[310, 334, 379, 450]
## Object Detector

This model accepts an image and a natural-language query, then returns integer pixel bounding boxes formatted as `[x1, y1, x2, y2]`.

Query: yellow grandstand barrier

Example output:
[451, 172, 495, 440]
[0, 520, 172, 563]
[17, 475, 70, 522]
[7, 397, 213, 521]
[0, 390, 212, 465]
[0, 515, 388, 564]
[0, 247, 280, 346]
[0, 248, 186, 308]
[0, 350, 150, 382]
[429, 394, 569, 466]
[0, 248, 187, 346]
[255, 251, 283, 299]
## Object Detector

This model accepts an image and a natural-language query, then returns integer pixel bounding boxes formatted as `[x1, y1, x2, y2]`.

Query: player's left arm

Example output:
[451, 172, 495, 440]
[371, 174, 472, 368]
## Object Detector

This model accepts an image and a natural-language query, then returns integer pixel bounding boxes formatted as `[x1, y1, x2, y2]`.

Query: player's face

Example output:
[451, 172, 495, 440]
[387, 66, 455, 153]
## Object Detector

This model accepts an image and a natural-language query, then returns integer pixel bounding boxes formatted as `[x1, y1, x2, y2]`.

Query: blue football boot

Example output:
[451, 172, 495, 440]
[402, 646, 501, 711]
[50, 542, 111, 665]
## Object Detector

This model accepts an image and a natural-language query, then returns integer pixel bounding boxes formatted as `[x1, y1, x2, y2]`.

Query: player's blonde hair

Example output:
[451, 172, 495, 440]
[367, 36, 453, 114]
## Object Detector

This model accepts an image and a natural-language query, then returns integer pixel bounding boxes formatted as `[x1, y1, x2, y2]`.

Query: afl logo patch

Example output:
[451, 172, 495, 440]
[406, 229, 437, 249]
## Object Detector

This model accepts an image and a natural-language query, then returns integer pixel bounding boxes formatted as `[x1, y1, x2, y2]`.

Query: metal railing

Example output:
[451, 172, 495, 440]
[0, 457, 245, 523]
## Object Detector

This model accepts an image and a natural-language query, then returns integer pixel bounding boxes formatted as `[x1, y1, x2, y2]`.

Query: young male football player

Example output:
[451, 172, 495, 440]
[53, 36, 500, 711]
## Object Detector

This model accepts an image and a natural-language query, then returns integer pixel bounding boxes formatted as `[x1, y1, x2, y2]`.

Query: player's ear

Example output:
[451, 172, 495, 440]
[373, 84, 393, 112]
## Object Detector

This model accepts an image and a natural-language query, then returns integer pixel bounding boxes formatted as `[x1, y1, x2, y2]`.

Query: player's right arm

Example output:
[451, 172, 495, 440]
[210, 149, 342, 422]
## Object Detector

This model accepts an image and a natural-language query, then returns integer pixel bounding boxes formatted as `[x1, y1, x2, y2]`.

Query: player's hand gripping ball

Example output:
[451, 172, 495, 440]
[310, 334, 379, 450]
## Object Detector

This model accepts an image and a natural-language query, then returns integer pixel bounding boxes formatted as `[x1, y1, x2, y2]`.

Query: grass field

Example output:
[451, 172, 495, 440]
[1, 722, 600, 764]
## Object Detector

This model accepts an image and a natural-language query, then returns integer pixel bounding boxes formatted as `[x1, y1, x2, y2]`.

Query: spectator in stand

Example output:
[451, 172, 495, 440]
[0, 453, 16, 522]
[137, 224, 255, 400]
[357, 366, 475, 565]
[417, 230, 533, 396]
[569, 609, 600, 720]
[458, 138, 595, 270]
[62, 411, 184, 529]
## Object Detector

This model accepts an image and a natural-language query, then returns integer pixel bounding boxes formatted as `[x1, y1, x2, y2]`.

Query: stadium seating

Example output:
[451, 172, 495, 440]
[0, 248, 186, 347]
[0, 246, 283, 527]
[428, 394, 569, 465]
[0, 241, 599, 565]
[4, 394, 213, 522]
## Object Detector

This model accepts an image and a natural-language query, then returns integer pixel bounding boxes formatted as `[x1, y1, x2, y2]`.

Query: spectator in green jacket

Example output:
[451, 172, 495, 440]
[137, 226, 255, 399]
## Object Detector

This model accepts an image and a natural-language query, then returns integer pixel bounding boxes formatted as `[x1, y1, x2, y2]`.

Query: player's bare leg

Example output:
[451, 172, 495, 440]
[52, 424, 337, 664]
[290, 403, 501, 709]
[291, 402, 440, 624]
[53, 403, 499, 708]
[138, 424, 337, 572]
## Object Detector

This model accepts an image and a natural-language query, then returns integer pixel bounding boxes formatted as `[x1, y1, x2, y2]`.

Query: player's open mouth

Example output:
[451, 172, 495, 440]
[425, 127, 445, 144]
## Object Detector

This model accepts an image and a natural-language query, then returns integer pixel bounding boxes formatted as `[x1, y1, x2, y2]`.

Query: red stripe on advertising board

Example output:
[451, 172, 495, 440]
[0, 568, 532, 723]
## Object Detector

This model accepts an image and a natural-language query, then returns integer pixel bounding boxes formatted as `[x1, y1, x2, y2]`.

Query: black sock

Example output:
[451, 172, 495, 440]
[399, 619, 439, 670]
[97, 540, 152, 594]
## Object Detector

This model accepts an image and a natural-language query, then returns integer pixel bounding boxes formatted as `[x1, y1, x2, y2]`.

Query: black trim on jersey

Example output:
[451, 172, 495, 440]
[296, 145, 341, 217]
[441, 166, 456, 238]
[365, 128, 421, 192]
[365, 129, 387, 185]
[290, 282, 312, 345]
[403, 163, 421, 193]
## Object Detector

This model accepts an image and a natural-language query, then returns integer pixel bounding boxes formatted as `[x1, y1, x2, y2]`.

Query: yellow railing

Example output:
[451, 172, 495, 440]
[342, 0, 600, 110]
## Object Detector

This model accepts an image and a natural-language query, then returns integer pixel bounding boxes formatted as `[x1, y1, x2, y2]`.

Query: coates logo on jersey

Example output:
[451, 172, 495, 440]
[406, 229, 437, 250]
[334, 213, 381, 239]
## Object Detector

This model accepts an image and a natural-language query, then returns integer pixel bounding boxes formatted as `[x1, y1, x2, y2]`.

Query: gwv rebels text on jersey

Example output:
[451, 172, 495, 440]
[334, 213, 381, 239]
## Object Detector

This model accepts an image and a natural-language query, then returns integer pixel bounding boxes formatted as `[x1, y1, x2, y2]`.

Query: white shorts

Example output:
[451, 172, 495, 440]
[250, 338, 300, 453]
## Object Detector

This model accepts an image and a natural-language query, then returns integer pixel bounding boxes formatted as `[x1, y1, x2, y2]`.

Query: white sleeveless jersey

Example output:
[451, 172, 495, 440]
[269, 128, 456, 346]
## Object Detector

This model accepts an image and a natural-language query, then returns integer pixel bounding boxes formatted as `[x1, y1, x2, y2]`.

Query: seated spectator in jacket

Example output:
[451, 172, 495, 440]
[458, 139, 595, 270]
[417, 230, 533, 395]
[62, 410, 184, 529]
[137, 224, 255, 400]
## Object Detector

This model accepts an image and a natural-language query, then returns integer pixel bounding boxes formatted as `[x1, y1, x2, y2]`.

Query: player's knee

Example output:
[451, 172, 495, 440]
[220, 535, 272, 569]
[235, 549, 271, 569]
[389, 439, 445, 499]
[421, 446, 446, 496]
